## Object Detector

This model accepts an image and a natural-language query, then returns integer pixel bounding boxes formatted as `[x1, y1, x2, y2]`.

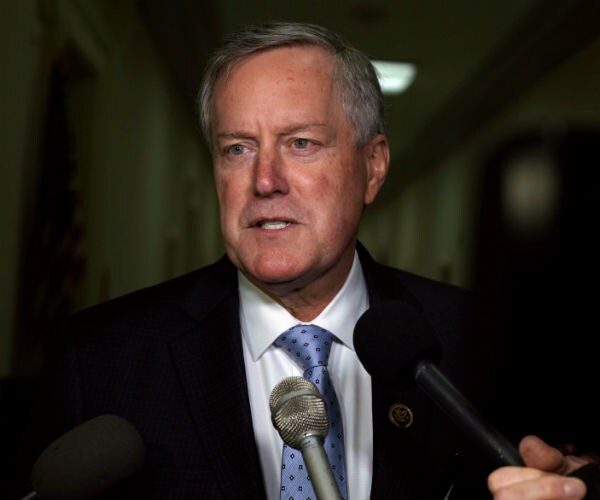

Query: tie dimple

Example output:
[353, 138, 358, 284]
[275, 324, 348, 500]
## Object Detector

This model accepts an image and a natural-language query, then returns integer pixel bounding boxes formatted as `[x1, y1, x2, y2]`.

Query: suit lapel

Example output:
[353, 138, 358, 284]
[169, 258, 266, 499]
[358, 244, 455, 499]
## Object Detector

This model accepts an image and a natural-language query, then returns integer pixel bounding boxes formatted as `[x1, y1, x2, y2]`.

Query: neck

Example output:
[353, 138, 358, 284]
[245, 252, 355, 322]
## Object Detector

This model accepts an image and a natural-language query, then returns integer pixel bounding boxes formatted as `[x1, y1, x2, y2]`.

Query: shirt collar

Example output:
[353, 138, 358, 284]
[239, 251, 370, 361]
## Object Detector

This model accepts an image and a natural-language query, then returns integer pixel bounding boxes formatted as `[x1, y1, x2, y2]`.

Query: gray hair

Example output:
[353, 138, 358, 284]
[197, 21, 385, 150]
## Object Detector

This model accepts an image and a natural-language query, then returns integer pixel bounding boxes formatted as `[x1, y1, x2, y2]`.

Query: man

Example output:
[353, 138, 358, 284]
[20, 21, 594, 500]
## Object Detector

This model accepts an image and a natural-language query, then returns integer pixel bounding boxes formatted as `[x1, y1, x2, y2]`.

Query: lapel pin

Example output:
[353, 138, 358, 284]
[388, 403, 414, 429]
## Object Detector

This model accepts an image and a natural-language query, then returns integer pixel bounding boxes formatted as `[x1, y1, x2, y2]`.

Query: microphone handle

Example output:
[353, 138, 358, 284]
[299, 435, 343, 500]
[414, 359, 524, 467]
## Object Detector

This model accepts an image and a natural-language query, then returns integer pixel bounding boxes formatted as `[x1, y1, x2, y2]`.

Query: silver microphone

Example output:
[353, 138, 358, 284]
[269, 376, 343, 500]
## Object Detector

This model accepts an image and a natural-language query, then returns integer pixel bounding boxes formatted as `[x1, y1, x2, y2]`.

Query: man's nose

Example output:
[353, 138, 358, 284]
[254, 147, 289, 196]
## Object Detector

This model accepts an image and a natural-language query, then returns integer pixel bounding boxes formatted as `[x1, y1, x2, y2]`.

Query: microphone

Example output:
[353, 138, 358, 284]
[353, 300, 523, 467]
[269, 376, 343, 500]
[23, 414, 145, 500]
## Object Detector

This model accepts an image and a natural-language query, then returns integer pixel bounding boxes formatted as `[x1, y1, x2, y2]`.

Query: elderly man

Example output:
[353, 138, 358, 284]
[19, 21, 594, 500]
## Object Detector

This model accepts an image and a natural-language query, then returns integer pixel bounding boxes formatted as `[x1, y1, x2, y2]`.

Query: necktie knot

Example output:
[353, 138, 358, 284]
[275, 324, 334, 372]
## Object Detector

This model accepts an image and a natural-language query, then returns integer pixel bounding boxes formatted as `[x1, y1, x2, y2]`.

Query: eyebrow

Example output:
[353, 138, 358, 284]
[216, 122, 328, 141]
[279, 123, 328, 135]
[216, 131, 253, 141]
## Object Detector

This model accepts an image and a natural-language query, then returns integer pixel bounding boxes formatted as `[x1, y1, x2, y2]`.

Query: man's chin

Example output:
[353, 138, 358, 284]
[239, 251, 308, 281]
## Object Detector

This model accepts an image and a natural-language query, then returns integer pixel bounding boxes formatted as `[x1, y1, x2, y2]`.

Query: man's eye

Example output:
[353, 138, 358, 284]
[292, 138, 310, 149]
[227, 144, 246, 155]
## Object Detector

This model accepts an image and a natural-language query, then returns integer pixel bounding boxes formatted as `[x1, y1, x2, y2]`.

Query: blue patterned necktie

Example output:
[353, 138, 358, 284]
[275, 324, 348, 500]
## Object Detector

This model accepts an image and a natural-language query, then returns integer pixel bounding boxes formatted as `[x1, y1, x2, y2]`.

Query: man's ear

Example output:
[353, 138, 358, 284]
[364, 134, 390, 205]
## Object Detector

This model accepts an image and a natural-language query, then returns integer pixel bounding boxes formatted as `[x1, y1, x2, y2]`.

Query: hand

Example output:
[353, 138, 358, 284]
[488, 435, 589, 499]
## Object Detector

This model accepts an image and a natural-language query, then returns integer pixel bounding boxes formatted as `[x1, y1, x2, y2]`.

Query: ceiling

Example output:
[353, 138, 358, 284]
[135, 0, 600, 203]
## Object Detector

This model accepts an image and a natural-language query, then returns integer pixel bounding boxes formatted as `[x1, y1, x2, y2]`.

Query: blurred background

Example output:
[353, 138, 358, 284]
[2, 0, 599, 493]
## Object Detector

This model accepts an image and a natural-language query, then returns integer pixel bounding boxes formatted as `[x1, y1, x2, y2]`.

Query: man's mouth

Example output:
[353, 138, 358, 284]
[257, 221, 292, 230]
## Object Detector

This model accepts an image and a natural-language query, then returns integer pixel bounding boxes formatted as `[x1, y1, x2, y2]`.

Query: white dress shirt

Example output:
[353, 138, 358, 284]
[239, 251, 373, 500]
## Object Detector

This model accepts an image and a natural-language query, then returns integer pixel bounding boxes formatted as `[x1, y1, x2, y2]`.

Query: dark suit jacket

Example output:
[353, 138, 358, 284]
[20, 243, 498, 499]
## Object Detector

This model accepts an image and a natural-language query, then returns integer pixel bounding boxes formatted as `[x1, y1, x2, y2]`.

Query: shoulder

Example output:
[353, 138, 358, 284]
[64, 255, 238, 341]
[357, 242, 475, 382]
[357, 242, 472, 316]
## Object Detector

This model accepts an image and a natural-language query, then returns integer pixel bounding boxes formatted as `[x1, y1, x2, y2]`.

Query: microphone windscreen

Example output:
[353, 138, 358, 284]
[270, 376, 329, 449]
[30, 414, 145, 500]
[353, 301, 442, 386]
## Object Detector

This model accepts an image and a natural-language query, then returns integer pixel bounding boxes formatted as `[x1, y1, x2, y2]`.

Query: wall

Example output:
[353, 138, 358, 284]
[0, 0, 220, 377]
[360, 32, 600, 289]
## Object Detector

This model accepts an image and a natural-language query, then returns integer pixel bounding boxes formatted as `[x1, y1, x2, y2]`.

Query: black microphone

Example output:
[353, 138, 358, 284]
[23, 414, 145, 500]
[353, 300, 523, 467]
[270, 376, 343, 500]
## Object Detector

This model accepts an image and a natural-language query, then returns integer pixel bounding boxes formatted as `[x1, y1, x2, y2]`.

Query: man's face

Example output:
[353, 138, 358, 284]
[212, 46, 388, 300]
